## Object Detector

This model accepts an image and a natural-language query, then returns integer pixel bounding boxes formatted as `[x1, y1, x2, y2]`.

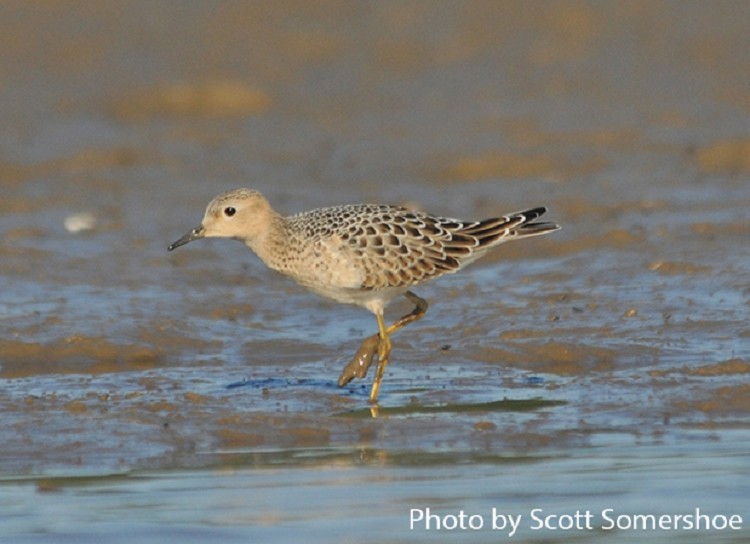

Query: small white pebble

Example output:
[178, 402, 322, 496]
[64, 212, 97, 233]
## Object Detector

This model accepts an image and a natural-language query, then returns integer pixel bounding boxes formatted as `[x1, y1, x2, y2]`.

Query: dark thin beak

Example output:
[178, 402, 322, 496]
[168, 226, 205, 251]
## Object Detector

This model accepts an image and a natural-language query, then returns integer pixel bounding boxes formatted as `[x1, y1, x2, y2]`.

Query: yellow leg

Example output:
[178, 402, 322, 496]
[369, 312, 391, 403]
[337, 291, 429, 402]
[386, 291, 428, 336]
[368, 291, 428, 403]
[338, 292, 429, 390]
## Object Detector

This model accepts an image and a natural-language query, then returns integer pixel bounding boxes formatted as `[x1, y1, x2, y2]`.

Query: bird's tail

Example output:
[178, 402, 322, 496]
[512, 207, 561, 238]
[460, 207, 560, 248]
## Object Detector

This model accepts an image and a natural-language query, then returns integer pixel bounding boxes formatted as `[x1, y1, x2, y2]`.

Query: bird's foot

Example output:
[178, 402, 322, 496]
[337, 334, 380, 387]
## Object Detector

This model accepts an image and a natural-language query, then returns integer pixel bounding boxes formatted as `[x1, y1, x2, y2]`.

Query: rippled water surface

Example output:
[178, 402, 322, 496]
[1, 2, 749, 542]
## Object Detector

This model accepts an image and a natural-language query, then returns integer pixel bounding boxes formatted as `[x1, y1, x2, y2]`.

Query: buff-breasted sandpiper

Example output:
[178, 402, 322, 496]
[168, 188, 560, 403]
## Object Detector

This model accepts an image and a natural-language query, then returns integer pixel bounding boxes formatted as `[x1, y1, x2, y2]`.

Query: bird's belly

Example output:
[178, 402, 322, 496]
[263, 235, 408, 309]
[269, 240, 364, 302]
[298, 278, 408, 310]
[285, 262, 408, 309]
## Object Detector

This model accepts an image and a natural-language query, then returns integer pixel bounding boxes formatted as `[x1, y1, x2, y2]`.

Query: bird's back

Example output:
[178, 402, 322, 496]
[269, 204, 558, 302]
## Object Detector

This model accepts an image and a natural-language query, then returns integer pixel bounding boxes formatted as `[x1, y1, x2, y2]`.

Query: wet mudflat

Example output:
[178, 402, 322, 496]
[1, 2, 748, 542]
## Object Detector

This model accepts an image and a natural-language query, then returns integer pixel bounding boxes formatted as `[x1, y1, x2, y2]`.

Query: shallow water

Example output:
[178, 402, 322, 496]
[1, 1, 749, 542]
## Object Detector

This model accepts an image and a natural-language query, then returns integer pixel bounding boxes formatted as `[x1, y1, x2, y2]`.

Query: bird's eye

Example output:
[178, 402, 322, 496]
[224, 207, 236, 217]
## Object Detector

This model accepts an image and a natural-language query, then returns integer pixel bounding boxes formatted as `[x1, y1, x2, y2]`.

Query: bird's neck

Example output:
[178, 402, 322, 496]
[244, 214, 290, 272]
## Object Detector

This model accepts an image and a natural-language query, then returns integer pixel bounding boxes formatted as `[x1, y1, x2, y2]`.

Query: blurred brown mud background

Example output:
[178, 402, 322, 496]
[0, 1, 748, 542]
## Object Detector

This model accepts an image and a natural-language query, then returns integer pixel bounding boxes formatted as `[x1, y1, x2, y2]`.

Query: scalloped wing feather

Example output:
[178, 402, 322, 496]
[298, 205, 559, 290]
